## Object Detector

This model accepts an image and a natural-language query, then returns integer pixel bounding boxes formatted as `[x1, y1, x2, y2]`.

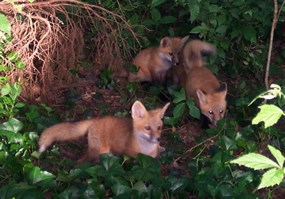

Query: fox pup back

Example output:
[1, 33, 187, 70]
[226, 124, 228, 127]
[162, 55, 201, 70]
[182, 40, 227, 126]
[128, 36, 189, 84]
[38, 101, 170, 163]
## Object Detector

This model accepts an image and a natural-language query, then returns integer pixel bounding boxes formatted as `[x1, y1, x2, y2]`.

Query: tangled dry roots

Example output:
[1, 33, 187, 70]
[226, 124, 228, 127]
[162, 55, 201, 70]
[0, 0, 138, 102]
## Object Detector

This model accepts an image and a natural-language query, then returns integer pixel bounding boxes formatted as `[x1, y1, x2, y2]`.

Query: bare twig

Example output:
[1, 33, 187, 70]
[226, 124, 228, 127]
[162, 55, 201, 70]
[173, 133, 219, 163]
[265, 0, 279, 90]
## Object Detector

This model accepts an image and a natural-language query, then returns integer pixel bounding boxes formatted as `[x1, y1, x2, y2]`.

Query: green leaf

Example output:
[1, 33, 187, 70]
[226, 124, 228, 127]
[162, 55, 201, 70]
[268, 145, 285, 168]
[231, 153, 280, 170]
[0, 13, 11, 35]
[112, 184, 132, 196]
[257, 168, 284, 189]
[7, 52, 19, 63]
[190, 25, 208, 34]
[252, 104, 284, 128]
[151, 0, 165, 7]
[0, 129, 23, 144]
[188, 1, 200, 22]
[218, 14, 227, 25]
[173, 103, 185, 118]
[133, 181, 148, 194]
[151, 8, 161, 21]
[172, 88, 186, 104]
[0, 118, 24, 133]
[24, 164, 55, 187]
[15, 60, 26, 69]
[186, 99, 200, 119]
[242, 26, 256, 43]
[1, 83, 11, 96]
[160, 16, 176, 24]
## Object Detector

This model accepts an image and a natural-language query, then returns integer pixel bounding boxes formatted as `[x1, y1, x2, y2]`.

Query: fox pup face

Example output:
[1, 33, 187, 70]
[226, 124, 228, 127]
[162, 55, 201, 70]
[132, 101, 170, 143]
[159, 36, 189, 66]
[196, 83, 227, 126]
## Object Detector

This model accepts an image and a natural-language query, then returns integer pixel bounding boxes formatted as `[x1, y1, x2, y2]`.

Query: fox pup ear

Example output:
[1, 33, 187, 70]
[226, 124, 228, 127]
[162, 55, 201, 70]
[180, 35, 189, 47]
[132, 100, 147, 119]
[196, 89, 208, 104]
[160, 37, 171, 48]
[160, 102, 170, 119]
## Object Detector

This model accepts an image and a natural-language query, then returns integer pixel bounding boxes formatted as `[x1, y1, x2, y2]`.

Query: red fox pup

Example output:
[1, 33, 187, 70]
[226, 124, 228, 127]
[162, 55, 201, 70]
[38, 101, 170, 163]
[128, 36, 189, 84]
[182, 40, 227, 126]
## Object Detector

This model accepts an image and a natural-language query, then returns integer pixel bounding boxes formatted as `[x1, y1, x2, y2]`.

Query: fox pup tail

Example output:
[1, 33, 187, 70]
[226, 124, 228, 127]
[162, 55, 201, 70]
[38, 120, 94, 153]
[183, 40, 216, 72]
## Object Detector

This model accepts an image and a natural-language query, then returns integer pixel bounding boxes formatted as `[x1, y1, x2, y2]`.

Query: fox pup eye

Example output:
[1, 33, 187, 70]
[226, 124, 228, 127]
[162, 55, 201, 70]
[157, 126, 161, 131]
[169, 52, 173, 56]
[145, 126, 151, 131]
[219, 109, 224, 114]
[209, 110, 214, 115]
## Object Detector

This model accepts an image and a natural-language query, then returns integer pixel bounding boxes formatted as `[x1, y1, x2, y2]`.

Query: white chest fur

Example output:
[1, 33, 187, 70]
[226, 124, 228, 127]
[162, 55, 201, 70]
[135, 133, 158, 157]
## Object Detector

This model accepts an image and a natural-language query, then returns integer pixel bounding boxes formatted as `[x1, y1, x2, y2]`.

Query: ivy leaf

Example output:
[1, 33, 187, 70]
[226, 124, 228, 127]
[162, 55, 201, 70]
[231, 153, 279, 170]
[188, 1, 200, 22]
[0, 118, 24, 133]
[151, 8, 161, 21]
[151, 0, 165, 7]
[173, 103, 185, 118]
[172, 88, 186, 104]
[252, 104, 284, 128]
[186, 99, 200, 119]
[160, 16, 176, 24]
[257, 168, 284, 189]
[0, 13, 11, 35]
[27, 166, 55, 187]
[268, 145, 285, 168]
[242, 26, 256, 43]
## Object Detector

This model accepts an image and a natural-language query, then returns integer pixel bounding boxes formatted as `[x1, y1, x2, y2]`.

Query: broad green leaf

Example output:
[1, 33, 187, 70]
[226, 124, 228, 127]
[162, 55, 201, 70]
[186, 99, 200, 119]
[242, 26, 256, 43]
[173, 103, 185, 118]
[222, 135, 237, 150]
[173, 88, 186, 104]
[208, 4, 219, 12]
[133, 181, 148, 194]
[163, 116, 178, 126]
[252, 104, 284, 128]
[268, 145, 285, 168]
[218, 15, 227, 25]
[0, 118, 24, 133]
[0, 65, 10, 72]
[160, 16, 176, 24]
[7, 52, 19, 63]
[151, 0, 165, 7]
[15, 60, 26, 69]
[231, 153, 279, 170]
[190, 25, 208, 34]
[151, 8, 161, 21]
[0, 13, 11, 35]
[27, 166, 55, 186]
[0, 129, 23, 144]
[188, 1, 200, 22]
[1, 83, 11, 96]
[257, 168, 284, 189]
[112, 183, 132, 196]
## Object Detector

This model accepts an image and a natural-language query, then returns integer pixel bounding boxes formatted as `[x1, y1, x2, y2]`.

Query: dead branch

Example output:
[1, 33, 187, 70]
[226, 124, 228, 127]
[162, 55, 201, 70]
[265, 0, 283, 89]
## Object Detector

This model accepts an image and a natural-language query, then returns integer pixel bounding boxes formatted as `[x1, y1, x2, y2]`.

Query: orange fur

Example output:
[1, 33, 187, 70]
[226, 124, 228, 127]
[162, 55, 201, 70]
[181, 40, 227, 126]
[128, 36, 189, 83]
[38, 101, 170, 163]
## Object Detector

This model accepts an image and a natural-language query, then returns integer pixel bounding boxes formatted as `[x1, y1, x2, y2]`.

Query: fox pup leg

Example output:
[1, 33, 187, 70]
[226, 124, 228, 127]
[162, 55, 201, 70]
[77, 130, 101, 163]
